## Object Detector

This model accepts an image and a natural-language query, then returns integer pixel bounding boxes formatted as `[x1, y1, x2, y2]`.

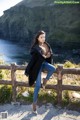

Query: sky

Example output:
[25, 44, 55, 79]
[0, 0, 22, 16]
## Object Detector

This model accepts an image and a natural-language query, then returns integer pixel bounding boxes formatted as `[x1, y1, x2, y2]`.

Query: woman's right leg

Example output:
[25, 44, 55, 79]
[33, 64, 43, 112]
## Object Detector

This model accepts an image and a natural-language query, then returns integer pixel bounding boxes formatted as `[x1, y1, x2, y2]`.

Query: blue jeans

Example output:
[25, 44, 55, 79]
[33, 61, 56, 103]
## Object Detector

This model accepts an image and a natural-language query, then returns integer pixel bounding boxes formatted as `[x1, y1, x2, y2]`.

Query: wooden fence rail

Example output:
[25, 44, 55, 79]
[0, 63, 80, 105]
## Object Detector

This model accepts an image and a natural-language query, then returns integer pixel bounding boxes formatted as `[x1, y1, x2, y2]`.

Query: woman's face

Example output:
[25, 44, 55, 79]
[38, 33, 46, 44]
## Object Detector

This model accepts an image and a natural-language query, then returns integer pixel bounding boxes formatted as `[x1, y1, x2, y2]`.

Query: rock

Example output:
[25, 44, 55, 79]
[72, 92, 80, 99]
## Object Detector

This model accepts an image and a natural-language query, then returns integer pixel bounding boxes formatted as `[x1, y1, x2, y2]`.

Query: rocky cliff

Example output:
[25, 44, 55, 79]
[0, 0, 80, 49]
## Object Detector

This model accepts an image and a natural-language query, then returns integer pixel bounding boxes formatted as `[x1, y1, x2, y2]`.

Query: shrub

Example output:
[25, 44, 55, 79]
[0, 70, 4, 79]
[0, 85, 12, 104]
[64, 61, 75, 68]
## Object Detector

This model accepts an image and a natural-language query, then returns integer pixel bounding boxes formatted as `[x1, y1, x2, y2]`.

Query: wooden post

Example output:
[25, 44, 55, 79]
[11, 63, 17, 103]
[57, 64, 63, 105]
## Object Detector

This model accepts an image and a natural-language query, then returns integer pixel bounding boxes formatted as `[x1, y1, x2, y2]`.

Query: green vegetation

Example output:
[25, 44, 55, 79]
[63, 61, 80, 68]
[0, 85, 12, 104]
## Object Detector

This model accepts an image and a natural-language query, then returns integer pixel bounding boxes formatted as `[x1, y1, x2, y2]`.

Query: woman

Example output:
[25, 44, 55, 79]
[25, 30, 56, 114]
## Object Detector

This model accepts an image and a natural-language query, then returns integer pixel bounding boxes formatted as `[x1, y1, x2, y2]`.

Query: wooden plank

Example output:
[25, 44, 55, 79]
[0, 65, 11, 70]
[16, 81, 57, 89]
[57, 65, 63, 105]
[11, 64, 17, 102]
[63, 68, 80, 75]
[15, 65, 26, 70]
[0, 80, 12, 85]
[62, 85, 80, 91]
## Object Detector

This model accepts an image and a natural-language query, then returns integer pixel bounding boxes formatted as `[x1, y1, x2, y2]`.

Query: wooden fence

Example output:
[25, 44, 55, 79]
[0, 63, 80, 105]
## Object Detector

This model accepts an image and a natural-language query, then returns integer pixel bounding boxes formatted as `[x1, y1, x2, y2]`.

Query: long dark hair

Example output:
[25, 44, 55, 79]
[31, 30, 46, 49]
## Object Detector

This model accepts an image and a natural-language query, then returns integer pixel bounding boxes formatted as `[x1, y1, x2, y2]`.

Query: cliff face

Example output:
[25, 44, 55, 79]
[0, 0, 80, 49]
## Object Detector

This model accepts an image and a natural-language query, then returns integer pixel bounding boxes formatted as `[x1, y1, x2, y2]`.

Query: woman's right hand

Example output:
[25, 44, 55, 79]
[42, 52, 51, 58]
[42, 54, 47, 59]
[46, 52, 51, 58]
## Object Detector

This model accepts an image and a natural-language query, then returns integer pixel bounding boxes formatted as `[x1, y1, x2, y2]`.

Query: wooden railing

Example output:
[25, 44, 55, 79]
[0, 63, 80, 105]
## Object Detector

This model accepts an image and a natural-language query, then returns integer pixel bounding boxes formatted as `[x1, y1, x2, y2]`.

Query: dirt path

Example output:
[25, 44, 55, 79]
[0, 103, 80, 120]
